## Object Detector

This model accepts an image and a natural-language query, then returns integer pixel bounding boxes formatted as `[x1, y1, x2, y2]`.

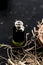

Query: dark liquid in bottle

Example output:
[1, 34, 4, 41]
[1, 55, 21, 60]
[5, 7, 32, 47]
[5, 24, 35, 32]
[13, 26, 25, 42]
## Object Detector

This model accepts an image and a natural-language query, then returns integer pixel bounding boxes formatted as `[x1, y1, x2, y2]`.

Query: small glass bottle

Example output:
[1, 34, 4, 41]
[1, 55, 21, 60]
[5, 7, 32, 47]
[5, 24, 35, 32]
[12, 20, 25, 47]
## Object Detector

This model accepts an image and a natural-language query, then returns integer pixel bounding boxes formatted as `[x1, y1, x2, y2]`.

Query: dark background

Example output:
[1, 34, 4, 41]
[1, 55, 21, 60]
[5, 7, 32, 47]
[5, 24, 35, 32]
[0, 1, 43, 64]
[0, 0, 43, 43]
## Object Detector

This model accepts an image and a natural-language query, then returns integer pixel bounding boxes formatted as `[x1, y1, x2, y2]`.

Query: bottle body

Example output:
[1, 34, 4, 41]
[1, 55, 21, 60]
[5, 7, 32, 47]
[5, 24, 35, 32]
[12, 20, 25, 47]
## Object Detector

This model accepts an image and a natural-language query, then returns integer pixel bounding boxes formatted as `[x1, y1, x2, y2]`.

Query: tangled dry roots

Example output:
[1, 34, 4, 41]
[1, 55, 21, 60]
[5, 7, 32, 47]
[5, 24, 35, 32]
[0, 43, 41, 65]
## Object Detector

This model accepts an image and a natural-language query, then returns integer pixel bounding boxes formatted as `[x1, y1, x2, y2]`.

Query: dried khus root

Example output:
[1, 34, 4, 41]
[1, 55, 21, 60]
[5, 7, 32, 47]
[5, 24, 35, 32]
[7, 52, 41, 65]
[0, 44, 41, 65]
[31, 18, 43, 46]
